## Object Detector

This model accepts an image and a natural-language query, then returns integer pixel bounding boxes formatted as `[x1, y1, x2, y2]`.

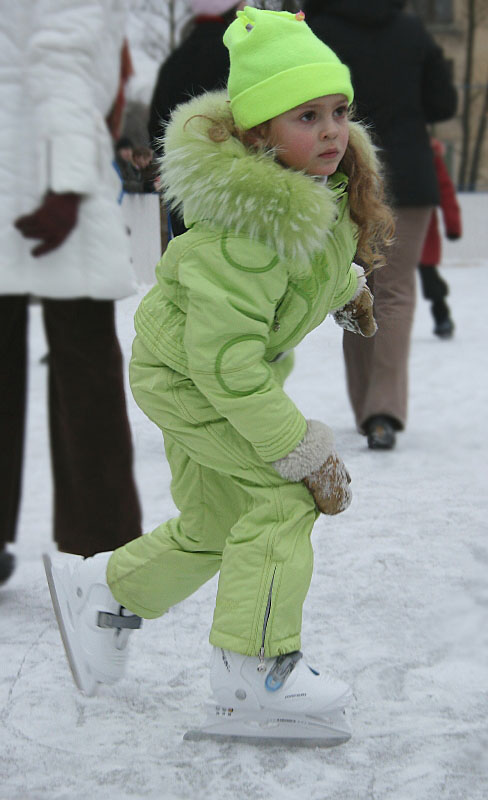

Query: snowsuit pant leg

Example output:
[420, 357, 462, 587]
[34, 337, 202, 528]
[42, 298, 142, 556]
[107, 338, 317, 657]
[0, 296, 28, 548]
[343, 207, 432, 431]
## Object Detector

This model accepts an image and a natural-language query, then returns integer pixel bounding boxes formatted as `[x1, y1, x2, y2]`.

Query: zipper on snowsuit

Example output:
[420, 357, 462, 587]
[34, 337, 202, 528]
[257, 566, 276, 672]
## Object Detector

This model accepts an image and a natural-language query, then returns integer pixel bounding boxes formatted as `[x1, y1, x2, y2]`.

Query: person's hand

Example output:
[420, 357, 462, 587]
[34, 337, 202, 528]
[333, 284, 377, 337]
[272, 419, 352, 516]
[303, 452, 352, 515]
[14, 192, 81, 257]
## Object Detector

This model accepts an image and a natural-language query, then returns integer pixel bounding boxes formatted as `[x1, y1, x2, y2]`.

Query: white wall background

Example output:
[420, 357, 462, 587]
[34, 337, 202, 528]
[443, 193, 488, 266]
[122, 193, 163, 286]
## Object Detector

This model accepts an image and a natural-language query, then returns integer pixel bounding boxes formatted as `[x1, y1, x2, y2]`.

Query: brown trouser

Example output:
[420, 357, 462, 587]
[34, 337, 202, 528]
[0, 295, 142, 556]
[343, 207, 433, 432]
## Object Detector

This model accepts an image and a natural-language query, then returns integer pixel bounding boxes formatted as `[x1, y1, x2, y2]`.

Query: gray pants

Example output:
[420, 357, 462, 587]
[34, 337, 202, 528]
[343, 206, 433, 432]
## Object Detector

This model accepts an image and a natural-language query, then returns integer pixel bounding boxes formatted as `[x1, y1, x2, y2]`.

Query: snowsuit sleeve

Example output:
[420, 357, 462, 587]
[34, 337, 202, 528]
[179, 239, 307, 463]
[330, 261, 359, 311]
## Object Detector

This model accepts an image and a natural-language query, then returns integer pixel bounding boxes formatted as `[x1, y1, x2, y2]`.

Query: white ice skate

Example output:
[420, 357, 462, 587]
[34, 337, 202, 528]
[43, 551, 142, 696]
[184, 648, 352, 747]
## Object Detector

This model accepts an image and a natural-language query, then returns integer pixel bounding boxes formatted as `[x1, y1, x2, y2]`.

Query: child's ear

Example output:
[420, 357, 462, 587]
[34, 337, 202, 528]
[243, 123, 269, 147]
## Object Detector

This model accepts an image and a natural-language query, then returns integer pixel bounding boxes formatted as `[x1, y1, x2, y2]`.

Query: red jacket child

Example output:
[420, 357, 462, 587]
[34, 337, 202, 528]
[420, 138, 462, 267]
[418, 139, 462, 338]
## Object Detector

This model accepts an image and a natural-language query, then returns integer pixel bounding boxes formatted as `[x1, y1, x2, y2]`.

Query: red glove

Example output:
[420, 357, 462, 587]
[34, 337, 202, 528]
[14, 192, 81, 257]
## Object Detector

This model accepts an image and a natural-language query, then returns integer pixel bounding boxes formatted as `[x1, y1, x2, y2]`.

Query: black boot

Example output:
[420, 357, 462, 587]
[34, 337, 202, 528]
[365, 415, 397, 450]
[418, 266, 455, 339]
[418, 265, 449, 302]
[432, 300, 455, 339]
[0, 547, 15, 584]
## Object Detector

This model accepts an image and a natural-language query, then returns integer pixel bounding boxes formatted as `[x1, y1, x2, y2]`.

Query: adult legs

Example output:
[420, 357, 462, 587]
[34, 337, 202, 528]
[0, 296, 28, 550]
[42, 298, 142, 557]
[343, 207, 432, 432]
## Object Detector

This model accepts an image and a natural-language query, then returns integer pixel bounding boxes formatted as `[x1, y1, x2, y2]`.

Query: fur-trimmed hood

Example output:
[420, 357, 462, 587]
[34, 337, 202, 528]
[161, 90, 377, 275]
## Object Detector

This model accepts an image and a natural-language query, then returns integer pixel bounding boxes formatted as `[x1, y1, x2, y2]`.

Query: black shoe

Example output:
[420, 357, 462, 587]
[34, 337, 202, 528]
[365, 416, 396, 450]
[434, 317, 454, 339]
[0, 548, 15, 584]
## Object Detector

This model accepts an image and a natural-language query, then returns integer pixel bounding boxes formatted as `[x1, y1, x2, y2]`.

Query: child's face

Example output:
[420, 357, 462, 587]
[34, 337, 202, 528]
[256, 94, 349, 177]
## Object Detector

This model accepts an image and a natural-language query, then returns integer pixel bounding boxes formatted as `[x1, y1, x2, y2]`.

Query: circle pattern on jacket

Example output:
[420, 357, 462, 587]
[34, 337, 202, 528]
[221, 235, 279, 273]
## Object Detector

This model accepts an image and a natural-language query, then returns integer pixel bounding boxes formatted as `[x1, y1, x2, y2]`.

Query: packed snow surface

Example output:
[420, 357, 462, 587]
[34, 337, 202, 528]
[1, 263, 487, 800]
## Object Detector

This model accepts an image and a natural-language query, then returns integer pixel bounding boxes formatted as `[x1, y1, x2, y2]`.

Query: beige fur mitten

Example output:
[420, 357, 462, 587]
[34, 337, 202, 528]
[302, 453, 352, 515]
[272, 420, 352, 515]
[332, 263, 377, 338]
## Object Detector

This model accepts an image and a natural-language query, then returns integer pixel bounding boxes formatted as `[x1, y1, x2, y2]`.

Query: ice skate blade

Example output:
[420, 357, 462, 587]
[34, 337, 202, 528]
[42, 553, 97, 697]
[184, 729, 351, 748]
[184, 705, 351, 748]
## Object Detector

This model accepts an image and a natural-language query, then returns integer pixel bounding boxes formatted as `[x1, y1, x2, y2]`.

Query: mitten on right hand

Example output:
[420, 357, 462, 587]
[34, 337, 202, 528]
[332, 263, 377, 338]
[302, 452, 352, 515]
[333, 284, 377, 338]
[272, 420, 352, 515]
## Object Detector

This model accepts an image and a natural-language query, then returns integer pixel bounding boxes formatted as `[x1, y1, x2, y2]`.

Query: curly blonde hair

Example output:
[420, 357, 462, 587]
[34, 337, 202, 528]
[340, 120, 395, 271]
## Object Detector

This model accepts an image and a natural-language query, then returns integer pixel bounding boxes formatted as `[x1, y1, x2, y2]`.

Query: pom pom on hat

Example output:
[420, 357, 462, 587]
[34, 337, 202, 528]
[224, 6, 354, 130]
[191, 0, 240, 15]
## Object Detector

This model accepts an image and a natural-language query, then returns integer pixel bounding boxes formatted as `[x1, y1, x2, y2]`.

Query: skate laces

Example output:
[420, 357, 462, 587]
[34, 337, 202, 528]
[265, 651, 302, 692]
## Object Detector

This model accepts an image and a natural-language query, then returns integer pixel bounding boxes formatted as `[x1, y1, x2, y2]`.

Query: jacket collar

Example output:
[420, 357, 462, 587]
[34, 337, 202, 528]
[161, 91, 372, 277]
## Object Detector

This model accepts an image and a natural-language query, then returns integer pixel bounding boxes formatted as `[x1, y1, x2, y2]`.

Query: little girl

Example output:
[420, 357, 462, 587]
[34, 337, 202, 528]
[44, 7, 393, 746]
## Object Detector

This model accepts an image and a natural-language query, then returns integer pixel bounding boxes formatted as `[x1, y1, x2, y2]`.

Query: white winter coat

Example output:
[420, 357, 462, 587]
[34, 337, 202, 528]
[0, 0, 136, 299]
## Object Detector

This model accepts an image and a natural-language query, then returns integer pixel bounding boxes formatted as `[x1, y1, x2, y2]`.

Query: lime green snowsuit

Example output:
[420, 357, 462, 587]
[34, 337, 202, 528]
[107, 92, 374, 657]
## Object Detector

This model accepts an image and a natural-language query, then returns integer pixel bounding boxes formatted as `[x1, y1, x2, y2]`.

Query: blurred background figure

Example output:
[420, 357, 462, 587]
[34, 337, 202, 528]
[114, 140, 158, 194]
[304, 0, 458, 450]
[132, 146, 152, 173]
[418, 138, 462, 340]
[132, 146, 160, 193]
[0, 0, 142, 585]
[148, 0, 246, 236]
[114, 136, 143, 193]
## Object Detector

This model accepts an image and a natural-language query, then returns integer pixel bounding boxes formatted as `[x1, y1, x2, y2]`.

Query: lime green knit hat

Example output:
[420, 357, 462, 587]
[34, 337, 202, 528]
[223, 6, 354, 130]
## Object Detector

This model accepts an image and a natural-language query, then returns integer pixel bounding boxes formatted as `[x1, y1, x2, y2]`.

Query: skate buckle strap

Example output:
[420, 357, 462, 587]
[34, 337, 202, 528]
[97, 610, 142, 630]
[265, 651, 302, 692]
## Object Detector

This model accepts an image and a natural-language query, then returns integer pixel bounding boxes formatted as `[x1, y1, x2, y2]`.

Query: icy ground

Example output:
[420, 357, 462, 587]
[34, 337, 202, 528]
[1, 264, 487, 800]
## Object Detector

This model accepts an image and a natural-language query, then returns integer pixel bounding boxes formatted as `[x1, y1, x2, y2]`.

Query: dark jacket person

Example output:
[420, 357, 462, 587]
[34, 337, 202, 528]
[304, 0, 457, 206]
[304, 0, 458, 449]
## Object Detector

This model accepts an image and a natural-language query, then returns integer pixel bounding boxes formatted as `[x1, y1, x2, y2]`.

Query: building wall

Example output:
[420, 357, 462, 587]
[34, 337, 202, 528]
[443, 192, 488, 266]
[412, 0, 488, 190]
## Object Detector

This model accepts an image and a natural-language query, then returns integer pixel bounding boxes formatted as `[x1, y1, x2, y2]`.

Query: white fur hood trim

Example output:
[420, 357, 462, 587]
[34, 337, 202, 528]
[160, 91, 376, 277]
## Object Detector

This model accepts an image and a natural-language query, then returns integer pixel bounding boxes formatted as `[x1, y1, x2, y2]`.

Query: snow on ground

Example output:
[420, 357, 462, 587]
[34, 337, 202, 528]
[1, 263, 487, 800]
